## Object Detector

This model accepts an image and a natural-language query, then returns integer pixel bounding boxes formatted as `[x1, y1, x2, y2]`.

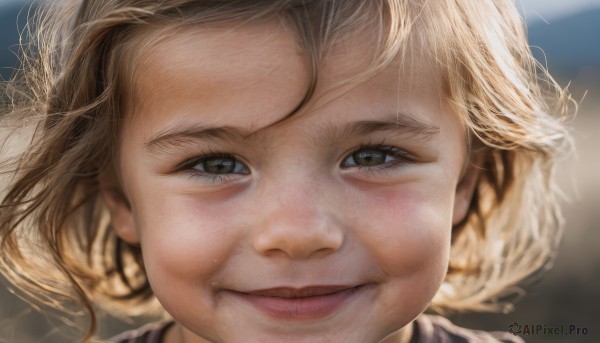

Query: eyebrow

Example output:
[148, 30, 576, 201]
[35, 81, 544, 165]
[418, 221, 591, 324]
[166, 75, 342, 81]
[144, 113, 440, 154]
[316, 114, 440, 145]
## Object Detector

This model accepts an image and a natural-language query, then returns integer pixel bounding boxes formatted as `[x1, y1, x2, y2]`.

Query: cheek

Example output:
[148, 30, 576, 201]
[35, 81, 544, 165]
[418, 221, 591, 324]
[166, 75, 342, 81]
[340, 180, 455, 329]
[350, 183, 453, 279]
[132, 189, 243, 294]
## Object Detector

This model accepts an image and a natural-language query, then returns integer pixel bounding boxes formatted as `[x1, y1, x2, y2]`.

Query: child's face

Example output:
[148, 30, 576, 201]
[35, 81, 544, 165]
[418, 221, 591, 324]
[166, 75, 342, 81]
[103, 20, 477, 342]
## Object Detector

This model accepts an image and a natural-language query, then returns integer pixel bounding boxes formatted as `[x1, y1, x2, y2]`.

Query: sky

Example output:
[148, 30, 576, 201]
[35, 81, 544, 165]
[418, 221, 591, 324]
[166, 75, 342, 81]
[1, 0, 600, 23]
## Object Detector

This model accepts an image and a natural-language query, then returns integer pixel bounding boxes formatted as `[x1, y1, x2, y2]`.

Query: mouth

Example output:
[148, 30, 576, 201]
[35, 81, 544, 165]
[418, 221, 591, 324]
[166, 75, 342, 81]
[248, 285, 360, 298]
[227, 284, 370, 321]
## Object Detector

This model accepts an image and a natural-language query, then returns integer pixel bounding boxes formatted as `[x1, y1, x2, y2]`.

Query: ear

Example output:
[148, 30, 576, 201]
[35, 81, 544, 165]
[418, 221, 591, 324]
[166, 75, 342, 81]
[452, 153, 483, 226]
[98, 169, 139, 244]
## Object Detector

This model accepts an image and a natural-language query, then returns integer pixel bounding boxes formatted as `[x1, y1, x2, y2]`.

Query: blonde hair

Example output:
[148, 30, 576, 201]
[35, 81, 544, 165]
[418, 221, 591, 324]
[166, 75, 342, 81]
[0, 0, 573, 341]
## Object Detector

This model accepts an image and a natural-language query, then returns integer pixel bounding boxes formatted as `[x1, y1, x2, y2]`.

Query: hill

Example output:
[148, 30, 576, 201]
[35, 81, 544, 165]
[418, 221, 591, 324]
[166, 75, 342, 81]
[528, 7, 600, 78]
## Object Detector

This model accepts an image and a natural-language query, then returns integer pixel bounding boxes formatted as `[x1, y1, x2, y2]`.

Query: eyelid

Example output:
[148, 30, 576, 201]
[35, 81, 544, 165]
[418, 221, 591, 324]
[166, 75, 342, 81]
[170, 159, 241, 189]
[174, 151, 247, 172]
[341, 143, 413, 164]
[171, 152, 251, 188]
[339, 143, 416, 178]
[171, 142, 416, 186]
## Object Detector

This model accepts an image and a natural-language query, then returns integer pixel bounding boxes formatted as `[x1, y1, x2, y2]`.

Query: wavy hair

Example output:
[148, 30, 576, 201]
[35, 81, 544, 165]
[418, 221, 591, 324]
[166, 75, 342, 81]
[0, 0, 573, 341]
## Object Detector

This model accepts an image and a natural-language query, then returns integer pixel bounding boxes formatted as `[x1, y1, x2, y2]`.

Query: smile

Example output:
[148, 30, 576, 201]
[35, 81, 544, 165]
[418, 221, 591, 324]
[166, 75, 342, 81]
[228, 284, 371, 321]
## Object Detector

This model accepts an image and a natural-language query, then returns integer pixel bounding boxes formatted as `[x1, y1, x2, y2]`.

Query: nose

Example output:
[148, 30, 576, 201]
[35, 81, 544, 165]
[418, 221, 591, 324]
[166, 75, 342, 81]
[252, 187, 344, 260]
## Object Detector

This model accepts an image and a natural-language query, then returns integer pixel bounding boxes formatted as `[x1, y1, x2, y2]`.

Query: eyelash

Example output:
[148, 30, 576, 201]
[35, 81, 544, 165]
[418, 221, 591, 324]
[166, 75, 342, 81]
[174, 152, 249, 184]
[175, 143, 414, 184]
[340, 143, 414, 176]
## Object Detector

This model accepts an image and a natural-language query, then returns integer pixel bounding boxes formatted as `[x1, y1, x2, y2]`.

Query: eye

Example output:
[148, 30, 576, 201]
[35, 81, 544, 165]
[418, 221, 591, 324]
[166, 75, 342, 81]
[176, 153, 250, 184]
[342, 145, 408, 167]
[193, 155, 248, 174]
[343, 148, 394, 166]
[340, 144, 413, 175]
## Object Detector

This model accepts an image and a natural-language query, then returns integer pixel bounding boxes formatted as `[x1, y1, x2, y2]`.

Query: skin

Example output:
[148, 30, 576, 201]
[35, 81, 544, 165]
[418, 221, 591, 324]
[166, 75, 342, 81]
[100, 19, 480, 343]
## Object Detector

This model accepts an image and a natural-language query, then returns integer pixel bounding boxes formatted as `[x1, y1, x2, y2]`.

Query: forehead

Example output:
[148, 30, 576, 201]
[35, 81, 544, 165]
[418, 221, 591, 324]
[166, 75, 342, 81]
[130, 19, 305, 128]
[128, 18, 449, 137]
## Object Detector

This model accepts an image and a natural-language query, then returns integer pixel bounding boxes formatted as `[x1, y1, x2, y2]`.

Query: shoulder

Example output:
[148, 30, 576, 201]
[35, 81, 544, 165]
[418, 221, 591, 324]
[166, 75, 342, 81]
[412, 315, 525, 343]
[108, 321, 175, 343]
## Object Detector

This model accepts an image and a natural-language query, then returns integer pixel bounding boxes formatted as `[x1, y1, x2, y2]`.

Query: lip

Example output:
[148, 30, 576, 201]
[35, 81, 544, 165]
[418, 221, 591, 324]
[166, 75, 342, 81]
[228, 284, 369, 321]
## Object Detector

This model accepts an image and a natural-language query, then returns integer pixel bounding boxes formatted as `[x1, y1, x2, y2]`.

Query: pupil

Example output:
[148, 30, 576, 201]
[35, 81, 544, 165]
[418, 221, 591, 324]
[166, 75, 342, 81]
[354, 149, 386, 166]
[204, 158, 235, 174]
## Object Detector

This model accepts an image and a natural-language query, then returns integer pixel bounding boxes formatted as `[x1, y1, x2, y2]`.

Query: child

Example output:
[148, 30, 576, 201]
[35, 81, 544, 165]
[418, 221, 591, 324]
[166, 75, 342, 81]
[0, 0, 573, 342]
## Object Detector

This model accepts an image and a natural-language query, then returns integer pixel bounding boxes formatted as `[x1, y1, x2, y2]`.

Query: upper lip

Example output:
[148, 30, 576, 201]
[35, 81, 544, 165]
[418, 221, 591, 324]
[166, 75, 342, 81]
[244, 285, 361, 298]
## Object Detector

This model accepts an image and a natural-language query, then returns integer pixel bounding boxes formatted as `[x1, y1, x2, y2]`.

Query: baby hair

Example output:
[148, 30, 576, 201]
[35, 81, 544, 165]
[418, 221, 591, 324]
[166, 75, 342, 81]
[0, 0, 573, 341]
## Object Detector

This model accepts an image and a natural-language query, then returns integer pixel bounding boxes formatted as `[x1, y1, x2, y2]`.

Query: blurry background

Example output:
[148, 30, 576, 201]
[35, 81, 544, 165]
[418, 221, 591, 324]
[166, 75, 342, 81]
[1, 0, 599, 342]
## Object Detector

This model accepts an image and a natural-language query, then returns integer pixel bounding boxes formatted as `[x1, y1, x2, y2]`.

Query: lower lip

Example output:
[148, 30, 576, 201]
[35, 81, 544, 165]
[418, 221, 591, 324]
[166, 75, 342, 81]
[230, 285, 367, 321]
